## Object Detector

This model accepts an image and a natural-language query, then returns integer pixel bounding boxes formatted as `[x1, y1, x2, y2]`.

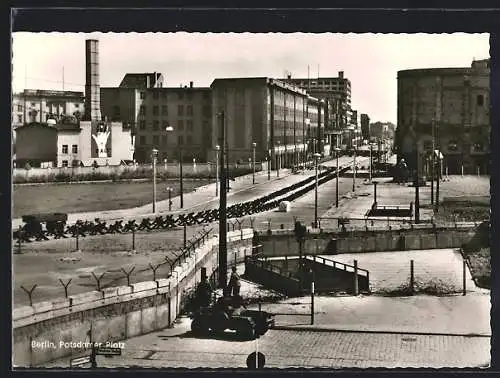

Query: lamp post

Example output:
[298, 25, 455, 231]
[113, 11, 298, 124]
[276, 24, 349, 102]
[151, 148, 158, 213]
[217, 111, 228, 289]
[164, 124, 183, 209]
[313, 153, 321, 228]
[334, 147, 340, 208]
[266, 155, 270, 180]
[369, 143, 375, 182]
[215, 145, 220, 196]
[252, 142, 257, 184]
[305, 118, 310, 167]
[276, 140, 281, 177]
[352, 146, 357, 192]
[166, 187, 173, 211]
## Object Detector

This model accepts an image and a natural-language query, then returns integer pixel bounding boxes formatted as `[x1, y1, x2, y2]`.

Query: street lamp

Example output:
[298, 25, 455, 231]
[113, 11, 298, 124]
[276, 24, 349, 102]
[165, 124, 183, 208]
[215, 145, 220, 196]
[369, 142, 375, 182]
[151, 148, 158, 213]
[276, 140, 281, 177]
[252, 142, 257, 184]
[265, 155, 270, 180]
[352, 146, 357, 192]
[334, 147, 340, 208]
[305, 118, 311, 166]
[166, 187, 173, 211]
[313, 153, 321, 228]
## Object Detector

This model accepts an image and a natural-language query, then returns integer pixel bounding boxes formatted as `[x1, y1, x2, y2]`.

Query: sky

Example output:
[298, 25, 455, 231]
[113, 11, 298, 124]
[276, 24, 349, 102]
[11, 32, 489, 124]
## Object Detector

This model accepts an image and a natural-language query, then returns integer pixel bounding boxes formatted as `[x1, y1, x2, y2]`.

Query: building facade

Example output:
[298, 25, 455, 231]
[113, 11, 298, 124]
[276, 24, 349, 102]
[12, 89, 85, 128]
[210, 77, 326, 169]
[101, 74, 212, 163]
[285, 71, 351, 151]
[15, 118, 134, 168]
[360, 113, 370, 141]
[396, 58, 490, 174]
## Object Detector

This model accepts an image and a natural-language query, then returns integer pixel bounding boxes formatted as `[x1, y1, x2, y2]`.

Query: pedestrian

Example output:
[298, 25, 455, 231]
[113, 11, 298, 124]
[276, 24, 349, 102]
[228, 266, 241, 296]
[195, 276, 213, 308]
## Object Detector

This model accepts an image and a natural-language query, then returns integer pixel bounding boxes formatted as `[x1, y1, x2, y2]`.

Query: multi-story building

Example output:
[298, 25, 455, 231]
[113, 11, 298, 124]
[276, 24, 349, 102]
[396, 58, 490, 174]
[285, 71, 351, 150]
[360, 113, 370, 141]
[210, 77, 326, 169]
[11, 89, 85, 128]
[101, 74, 212, 163]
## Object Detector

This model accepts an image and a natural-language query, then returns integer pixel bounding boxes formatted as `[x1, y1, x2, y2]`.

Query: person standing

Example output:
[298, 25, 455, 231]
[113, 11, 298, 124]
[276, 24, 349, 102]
[228, 266, 241, 296]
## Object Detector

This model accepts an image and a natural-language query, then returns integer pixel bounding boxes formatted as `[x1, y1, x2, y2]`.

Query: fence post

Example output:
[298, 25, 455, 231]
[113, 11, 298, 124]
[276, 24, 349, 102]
[121, 267, 136, 287]
[20, 285, 37, 306]
[132, 228, 136, 252]
[75, 224, 80, 251]
[463, 259, 467, 296]
[353, 260, 359, 296]
[58, 278, 72, 298]
[310, 271, 315, 325]
[410, 260, 414, 295]
[91, 272, 106, 291]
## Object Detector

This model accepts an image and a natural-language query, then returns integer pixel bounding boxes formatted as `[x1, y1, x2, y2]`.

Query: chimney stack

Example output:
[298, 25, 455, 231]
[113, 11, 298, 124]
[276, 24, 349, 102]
[84, 39, 102, 121]
[338, 71, 344, 79]
[189, 81, 193, 88]
[287, 74, 291, 80]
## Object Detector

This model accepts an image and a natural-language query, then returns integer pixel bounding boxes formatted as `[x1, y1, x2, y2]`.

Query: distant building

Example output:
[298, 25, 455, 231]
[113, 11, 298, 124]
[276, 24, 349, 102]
[285, 71, 351, 150]
[210, 77, 326, 168]
[396, 58, 490, 174]
[15, 117, 134, 168]
[360, 113, 370, 141]
[11, 89, 85, 128]
[101, 74, 212, 163]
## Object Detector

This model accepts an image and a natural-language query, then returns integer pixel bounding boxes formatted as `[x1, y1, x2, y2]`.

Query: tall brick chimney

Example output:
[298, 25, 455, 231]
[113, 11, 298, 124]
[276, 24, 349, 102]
[84, 39, 102, 121]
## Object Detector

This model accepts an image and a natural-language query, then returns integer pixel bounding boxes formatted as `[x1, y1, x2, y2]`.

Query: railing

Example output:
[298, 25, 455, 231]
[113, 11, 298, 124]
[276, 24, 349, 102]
[304, 255, 369, 278]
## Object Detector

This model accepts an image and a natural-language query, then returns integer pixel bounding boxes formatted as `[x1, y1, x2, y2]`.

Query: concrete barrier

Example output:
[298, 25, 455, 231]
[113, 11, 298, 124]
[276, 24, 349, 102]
[13, 229, 253, 367]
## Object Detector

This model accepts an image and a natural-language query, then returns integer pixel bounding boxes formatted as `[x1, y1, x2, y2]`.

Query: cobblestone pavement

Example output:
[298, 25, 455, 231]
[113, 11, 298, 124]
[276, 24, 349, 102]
[45, 317, 490, 369]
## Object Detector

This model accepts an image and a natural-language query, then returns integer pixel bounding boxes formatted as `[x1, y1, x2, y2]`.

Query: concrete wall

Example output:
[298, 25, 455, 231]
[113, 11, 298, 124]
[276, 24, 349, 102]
[244, 260, 301, 296]
[13, 229, 253, 367]
[254, 226, 477, 256]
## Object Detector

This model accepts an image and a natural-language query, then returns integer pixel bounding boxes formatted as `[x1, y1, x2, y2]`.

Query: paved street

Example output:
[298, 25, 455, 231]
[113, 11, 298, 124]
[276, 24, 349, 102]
[44, 316, 490, 369]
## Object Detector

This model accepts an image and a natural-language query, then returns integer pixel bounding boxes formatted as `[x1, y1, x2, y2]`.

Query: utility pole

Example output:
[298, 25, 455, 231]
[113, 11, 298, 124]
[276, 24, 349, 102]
[218, 111, 228, 289]
[435, 121, 440, 213]
[431, 118, 435, 205]
[415, 141, 420, 224]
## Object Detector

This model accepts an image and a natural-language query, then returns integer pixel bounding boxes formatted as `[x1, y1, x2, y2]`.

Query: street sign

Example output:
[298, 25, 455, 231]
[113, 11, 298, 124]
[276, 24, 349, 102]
[96, 347, 122, 356]
[70, 355, 91, 367]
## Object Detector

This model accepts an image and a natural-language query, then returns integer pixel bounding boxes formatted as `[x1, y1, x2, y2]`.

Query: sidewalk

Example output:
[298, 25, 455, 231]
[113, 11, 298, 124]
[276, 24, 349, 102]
[248, 294, 491, 337]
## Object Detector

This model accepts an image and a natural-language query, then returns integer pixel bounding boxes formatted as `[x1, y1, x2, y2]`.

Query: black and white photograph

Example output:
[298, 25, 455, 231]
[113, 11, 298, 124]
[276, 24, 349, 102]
[11, 28, 491, 369]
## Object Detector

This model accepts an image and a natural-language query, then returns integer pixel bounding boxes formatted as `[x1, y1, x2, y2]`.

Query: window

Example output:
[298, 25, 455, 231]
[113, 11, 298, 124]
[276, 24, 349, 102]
[153, 91, 159, 100]
[477, 94, 484, 106]
[17, 105, 22, 112]
[72, 160, 80, 167]
[178, 135, 184, 145]
[62, 145, 68, 154]
[187, 105, 193, 116]
[178, 105, 184, 116]
[161, 135, 168, 146]
[75, 103, 80, 108]
[139, 120, 146, 130]
[139, 136, 146, 145]
[473, 142, 484, 152]
[178, 92, 184, 100]
[140, 92, 145, 99]
[162, 105, 168, 115]
[448, 140, 458, 151]
[139, 105, 146, 116]
[17, 115, 22, 123]
[31, 102, 36, 107]
[153, 106, 159, 116]
[178, 120, 184, 130]
[187, 120, 193, 132]
[153, 135, 159, 146]
[62, 160, 69, 167]
[72, 144, 78, 154]
[187, 135, 193, 145]
[153, 120, 159, 130]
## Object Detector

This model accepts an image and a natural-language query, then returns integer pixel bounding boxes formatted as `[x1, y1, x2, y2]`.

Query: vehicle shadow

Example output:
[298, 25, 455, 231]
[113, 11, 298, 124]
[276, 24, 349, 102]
[158, 330, 255, 343]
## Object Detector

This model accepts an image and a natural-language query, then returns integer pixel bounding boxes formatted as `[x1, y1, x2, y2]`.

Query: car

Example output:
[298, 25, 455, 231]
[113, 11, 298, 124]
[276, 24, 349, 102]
[190, 295, 275, 340]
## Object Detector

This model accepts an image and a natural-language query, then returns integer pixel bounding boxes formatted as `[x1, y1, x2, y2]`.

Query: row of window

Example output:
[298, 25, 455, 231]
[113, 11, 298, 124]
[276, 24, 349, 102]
[138, 134, 193, 146]
[138, 91, 210, 101]
[422, 140, 485, 152]
[138, 119, 205, 131]
[61, 144, 78, 154]
[137, 104, 211, 117]
[61, 160, 80, 167]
